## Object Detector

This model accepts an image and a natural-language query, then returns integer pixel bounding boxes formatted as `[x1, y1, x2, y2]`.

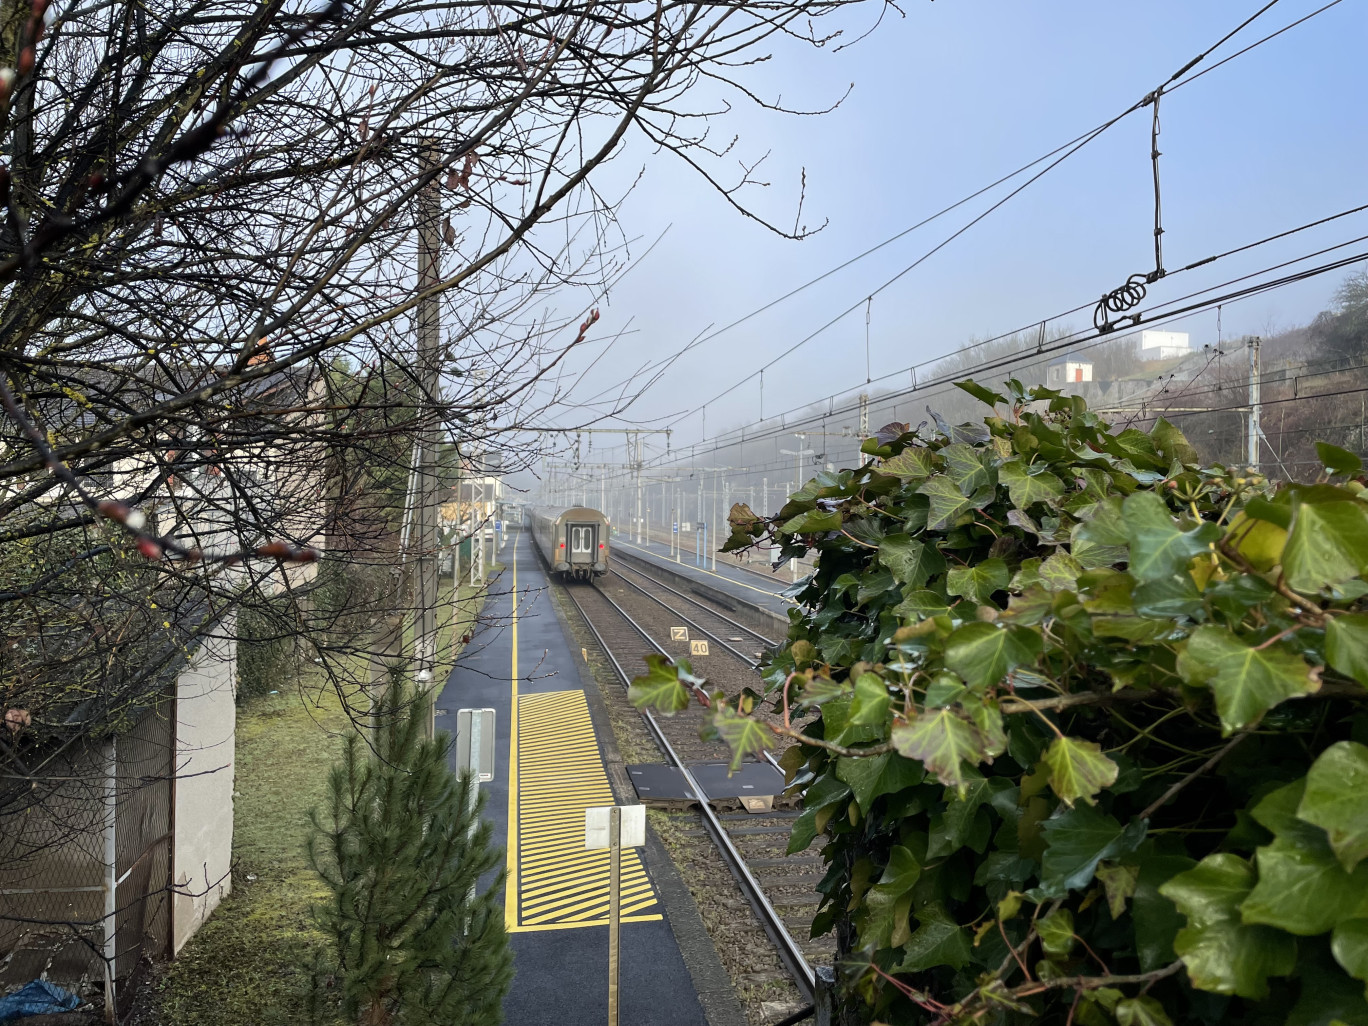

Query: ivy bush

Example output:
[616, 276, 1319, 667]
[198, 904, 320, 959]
[631, 381, 1368, 1025]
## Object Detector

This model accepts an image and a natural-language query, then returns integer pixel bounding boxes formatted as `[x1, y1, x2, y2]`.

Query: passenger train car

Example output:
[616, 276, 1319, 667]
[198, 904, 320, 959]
[529, 505, 611, 581]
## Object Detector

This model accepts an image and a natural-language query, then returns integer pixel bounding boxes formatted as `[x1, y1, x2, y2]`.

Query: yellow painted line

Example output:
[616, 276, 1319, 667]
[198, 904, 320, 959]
[503, 532, 521, 929]
[509, 914, 664, 935]
[507, 688, 661, 931]
[618, 540, 798, 604]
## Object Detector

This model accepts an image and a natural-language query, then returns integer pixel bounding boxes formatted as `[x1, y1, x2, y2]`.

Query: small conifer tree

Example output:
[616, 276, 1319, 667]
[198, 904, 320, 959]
[309, 675, 513, 1026]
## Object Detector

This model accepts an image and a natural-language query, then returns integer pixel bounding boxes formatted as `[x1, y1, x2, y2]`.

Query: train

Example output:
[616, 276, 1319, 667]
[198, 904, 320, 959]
[528, 505, 611, 581]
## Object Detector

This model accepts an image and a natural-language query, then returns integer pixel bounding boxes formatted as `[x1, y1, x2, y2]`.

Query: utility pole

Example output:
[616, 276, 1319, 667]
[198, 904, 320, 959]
[411, 141, 442, 695]
[1247, 336, 1261, 472]
[859, 392, 871, 466]
[779, 433, 814, 583]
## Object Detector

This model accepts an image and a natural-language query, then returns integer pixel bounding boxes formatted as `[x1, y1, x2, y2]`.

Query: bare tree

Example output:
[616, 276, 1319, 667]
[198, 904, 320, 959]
[0, 0, 883, 828]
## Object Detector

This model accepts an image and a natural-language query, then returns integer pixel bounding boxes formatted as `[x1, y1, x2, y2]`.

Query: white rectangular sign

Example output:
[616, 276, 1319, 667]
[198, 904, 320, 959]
[585, 805, 646, 850]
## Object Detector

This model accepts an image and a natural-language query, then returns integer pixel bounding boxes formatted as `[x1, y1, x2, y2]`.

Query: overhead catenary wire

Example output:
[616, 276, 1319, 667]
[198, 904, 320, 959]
[569, 1, 1346, 424]
[630, 242, 1368, 471]
[651, 211, 1368, 461]
[655, 0, 1320, 433]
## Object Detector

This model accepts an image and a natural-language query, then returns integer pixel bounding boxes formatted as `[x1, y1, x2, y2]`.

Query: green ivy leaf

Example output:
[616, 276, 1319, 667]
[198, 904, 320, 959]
[880, 447, 937, 480]
[946, 557, 1010, 606]
[920, 474, 977, 531]
[892, 708, 987, 792]
[1097, 862, 1141, 918]
[836, 752, 924, 814]
[1115, 995, 1174, 1026]
[1039, 551, 1084, 592]
[1041, 736, 1119, 806]
[1318, 441, 1364, 477]
[942, 443, 993, 495]
[1122, 491, 1221, 583]
[878, 534, 946, 589]
[1283, 495, 1368, 593]
[937, 774, 1013, 856]
[848, 672, 892, 729]
[1133, 852, 1197, 971]
[1298, 741, 1368, 873]
[954, 379, 1008, 408]
[781, 507, 843, 534]
[1073, 496, 1130, 569]
[894, 589, 952, 620]
[1037, 907, 1076, 958]
[944, 621, 1043, 690]
[1159, 853, 1296, 999]
[1333, 919, 1368, 997]
[859, 845, 921, 950]
[1039, 804, 1146, 897]
[1242, 832, 1368, 936]
[1327, 614, 1368, 687]
[627, 654, 693, 714]
[710, 704, 773, 772]
[890, 902, 973, 972]
[1150, 417, 1200, 465]
[999, 459, 1066, 509]
[796, 674, 850, 708]
[1179, 624, 1319, 733]
[786, 772, 852, 854]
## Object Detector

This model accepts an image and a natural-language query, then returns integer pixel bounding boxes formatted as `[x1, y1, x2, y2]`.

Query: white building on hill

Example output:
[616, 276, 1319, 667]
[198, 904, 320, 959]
[1140, 330, 1191, 360]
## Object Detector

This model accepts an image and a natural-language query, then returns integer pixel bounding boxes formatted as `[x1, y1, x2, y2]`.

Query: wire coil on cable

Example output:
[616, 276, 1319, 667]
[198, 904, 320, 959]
[1094, 270, 1164, 332]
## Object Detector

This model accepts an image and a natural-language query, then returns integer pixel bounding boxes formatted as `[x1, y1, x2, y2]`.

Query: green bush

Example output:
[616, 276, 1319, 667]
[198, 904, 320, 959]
[308, 557, 396, 642]
[308, 675, 512, 1026]
[236, 600, 299, 703]
[634, 380, 1368, 1025]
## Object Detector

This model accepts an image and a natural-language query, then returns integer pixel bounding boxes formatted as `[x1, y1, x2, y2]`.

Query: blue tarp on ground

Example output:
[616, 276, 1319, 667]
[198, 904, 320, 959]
[0, 979, 81, 1021]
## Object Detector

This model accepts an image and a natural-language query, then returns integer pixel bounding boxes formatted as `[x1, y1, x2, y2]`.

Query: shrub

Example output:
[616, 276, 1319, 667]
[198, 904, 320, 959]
[636, 380, 1368, 1025]
[307, 676, 512, 1026]
[236, 600, 300, 703]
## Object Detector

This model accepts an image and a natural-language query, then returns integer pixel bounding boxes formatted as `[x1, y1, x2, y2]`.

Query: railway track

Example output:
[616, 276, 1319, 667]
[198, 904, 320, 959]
[611, 555, 781, 655]
[559, 575, 834, 1022]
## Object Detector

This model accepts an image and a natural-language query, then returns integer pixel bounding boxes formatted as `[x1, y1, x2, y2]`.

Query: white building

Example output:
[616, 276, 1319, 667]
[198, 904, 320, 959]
[1139, 330, 1191, 361]
[1047, 359, 1094, 387]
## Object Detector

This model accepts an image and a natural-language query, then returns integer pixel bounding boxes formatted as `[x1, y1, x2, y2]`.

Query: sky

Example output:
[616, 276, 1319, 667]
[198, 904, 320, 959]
[530, 0, 1368, 466]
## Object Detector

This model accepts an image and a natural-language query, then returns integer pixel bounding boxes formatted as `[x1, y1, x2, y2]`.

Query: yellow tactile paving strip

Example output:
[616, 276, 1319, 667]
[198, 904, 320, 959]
[509, 689, 661, 932]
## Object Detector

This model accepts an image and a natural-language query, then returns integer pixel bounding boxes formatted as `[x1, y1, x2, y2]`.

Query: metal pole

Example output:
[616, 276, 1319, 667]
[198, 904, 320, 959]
[413, 140, 442, 694]
[1247, 336, 1261, 471]
[103, 737, 117, 1024]
[608, 806, 621, 1026]
[710, 472, 718, 572]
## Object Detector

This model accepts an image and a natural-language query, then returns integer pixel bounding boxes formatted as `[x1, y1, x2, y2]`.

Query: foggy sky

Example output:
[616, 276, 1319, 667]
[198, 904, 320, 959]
[523, 0, 1368, 469]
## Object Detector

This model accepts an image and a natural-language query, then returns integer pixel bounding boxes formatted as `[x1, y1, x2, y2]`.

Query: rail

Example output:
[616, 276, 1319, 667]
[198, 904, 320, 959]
[611, 555, 781, 651]
[562, 582, 817, 1001]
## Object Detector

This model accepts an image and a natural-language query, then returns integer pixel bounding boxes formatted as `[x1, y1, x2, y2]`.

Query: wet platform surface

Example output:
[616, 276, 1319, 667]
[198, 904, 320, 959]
[437, 531, 742, 1026]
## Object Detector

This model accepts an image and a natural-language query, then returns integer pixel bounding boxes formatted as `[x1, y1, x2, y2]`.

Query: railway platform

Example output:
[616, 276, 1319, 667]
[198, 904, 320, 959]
[612, 536, 799, 622]
[436, 530, 743, 1026]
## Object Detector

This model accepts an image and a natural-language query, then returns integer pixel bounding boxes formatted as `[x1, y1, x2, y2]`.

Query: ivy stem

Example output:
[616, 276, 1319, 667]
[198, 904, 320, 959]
[839, 529, 879, 550]
[998, 918, 1031, 981]
[1008, 960, 1183, 1000]
[1138, 731, 1249, 821]
[1253, 626, 1299, 651]
[766, 724, 893, 758]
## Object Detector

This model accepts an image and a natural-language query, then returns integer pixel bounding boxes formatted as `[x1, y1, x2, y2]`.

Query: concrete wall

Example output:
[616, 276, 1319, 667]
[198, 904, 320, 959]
[171, 625, 237, 954]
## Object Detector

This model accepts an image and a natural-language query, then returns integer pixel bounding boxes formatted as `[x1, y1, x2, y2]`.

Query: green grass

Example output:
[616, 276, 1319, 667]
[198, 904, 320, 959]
[153, 685, 347, 1025]
[151, 580, 491, 1025]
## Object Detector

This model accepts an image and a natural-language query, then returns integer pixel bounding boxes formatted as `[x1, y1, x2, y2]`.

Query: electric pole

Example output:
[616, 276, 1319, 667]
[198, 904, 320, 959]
[1247, 336, 1262, 472]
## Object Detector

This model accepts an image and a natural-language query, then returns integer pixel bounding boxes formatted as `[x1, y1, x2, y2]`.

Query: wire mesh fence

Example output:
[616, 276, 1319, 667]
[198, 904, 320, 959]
[546, 303, 1368, 531]
[0, 690, 174, 1016]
